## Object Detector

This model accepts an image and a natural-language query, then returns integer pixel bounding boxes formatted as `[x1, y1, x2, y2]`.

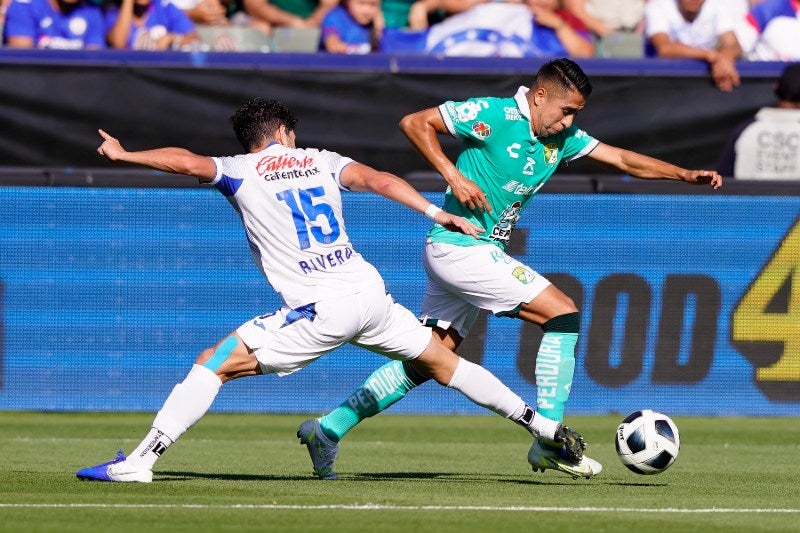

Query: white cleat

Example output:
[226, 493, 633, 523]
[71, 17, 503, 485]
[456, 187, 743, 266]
[76, 450, 153, 483]
[528, 440, 602, 479]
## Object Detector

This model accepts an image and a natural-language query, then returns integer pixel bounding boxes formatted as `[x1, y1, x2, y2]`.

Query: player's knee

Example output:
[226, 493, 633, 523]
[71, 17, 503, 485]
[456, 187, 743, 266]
[542, 311, 580, 334]
[560, 294, 579, 314]
[194, 347, 216, 366]
[195, 335, 241, 378]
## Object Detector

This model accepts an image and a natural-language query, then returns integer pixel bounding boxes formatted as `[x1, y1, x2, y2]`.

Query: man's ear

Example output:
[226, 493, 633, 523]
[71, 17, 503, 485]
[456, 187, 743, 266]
[275, 124, 287, 144]
[532, 86, 547, 106]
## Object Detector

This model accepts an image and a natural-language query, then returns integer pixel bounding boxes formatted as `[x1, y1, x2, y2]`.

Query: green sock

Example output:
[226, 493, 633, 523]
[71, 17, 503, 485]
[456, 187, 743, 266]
[535, 312, 579, 424]
[319, 359, 429, 442]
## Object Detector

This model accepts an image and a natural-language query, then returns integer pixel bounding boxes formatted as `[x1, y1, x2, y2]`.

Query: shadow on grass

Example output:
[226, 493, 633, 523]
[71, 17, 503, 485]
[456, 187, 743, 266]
[605, 481, 669, 487]
[158, 471, 310, 482]
[340, 472, 589, 486]
[156, 470, 604, 486]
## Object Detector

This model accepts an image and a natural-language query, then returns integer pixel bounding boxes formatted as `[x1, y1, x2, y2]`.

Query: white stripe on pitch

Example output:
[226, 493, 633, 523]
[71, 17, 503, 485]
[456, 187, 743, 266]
[0, 504, 797, 513]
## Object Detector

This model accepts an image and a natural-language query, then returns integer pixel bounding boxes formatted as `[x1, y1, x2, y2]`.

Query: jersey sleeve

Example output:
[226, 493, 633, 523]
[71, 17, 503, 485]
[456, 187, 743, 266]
[560, 125, 599, 162]
[83, 7, 108, 48]
[643, 0, 670, 38]
[209, 155, 244, 197]
[164, 2, 195, 34]
[315, 148, 355, 191]
[438, 97, 497, 141]
[3, 0, 37, 40]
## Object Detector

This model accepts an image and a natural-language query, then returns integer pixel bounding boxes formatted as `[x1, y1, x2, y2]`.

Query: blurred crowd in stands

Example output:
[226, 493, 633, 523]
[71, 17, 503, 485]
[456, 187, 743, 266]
[1, 0, 798, 180]
[0, 0, 797, 65]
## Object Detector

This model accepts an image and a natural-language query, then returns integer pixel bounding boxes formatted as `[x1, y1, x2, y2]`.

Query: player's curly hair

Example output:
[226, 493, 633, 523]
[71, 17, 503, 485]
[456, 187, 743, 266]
[230, 98, 298, 152]
[534, 58, 593, 99]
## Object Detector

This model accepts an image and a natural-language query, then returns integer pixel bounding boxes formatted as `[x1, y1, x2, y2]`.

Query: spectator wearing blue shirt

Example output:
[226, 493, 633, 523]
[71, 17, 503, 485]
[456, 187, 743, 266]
[320, 0, 382, 53]
[106, 0, 199, 50]
[3, 0, 106, 48]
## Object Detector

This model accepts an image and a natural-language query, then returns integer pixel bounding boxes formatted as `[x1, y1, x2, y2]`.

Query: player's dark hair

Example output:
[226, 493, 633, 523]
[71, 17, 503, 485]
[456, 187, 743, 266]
[534, 58, 593, 99]
[230, 98, 298, 151]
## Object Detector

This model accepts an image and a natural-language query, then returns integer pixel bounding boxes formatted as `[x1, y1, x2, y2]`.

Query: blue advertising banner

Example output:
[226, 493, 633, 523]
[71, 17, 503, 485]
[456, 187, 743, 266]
[0, 186, 798, 416]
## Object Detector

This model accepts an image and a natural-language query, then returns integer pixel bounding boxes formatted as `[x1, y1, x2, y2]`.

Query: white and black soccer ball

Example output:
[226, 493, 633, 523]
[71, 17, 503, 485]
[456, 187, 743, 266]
[615, 410, 680, 475]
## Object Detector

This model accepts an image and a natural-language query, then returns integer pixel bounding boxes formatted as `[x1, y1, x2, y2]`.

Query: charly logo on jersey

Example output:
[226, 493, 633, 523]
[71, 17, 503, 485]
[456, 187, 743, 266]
[256, 154, 319, 181]
[472, 121, 492, 139]
[490, 201, 522, 245]
[543, 143, 559, 165]
[511, 266, 535, 284]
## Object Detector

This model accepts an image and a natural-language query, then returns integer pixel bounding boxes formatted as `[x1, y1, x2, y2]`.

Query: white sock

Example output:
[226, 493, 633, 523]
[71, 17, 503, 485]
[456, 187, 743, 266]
[512, 407, 560, 442]
[127, 364, 222, 470]
[446, 358, 525, 419]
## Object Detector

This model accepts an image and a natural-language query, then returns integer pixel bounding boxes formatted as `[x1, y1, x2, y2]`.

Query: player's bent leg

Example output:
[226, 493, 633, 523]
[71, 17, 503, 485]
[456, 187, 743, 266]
[318, 360, 429, 441]
[77, 334, 259, 483]
[516, 290, 602, 479]
[416, 339, 579, 447]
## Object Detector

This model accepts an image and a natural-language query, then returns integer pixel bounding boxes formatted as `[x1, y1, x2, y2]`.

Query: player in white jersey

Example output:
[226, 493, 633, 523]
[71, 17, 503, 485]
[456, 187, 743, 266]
[75, 97, 589, 483]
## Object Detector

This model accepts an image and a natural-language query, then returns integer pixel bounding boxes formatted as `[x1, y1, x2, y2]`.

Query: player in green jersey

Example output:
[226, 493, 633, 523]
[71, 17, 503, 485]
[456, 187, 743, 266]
[297, 57, 722, 480]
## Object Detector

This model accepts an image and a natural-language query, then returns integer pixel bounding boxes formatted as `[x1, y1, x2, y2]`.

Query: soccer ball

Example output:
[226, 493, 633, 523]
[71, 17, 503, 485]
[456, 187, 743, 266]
[615, 410, 680, 475]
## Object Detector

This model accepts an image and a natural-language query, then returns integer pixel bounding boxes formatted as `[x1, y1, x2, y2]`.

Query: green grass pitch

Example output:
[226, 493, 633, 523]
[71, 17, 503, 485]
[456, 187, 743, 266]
[1, 412, 798, 532]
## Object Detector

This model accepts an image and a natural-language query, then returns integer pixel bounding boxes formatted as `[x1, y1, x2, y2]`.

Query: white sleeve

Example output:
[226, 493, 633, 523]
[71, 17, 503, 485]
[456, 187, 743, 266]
[644, 0, 671, 38]
[315, 149, 355, 191]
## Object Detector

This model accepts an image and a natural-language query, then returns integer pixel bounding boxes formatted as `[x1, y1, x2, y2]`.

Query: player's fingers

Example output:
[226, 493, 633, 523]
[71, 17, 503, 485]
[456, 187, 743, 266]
[98, 129, 112, 140]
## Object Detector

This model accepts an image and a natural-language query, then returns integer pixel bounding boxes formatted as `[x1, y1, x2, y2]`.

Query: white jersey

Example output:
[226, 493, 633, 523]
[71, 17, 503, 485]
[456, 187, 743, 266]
[210, 142, 384, 308]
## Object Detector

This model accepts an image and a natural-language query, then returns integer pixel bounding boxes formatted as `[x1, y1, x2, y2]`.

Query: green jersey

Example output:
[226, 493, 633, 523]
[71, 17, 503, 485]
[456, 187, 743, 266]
[428, 87, 598, 251]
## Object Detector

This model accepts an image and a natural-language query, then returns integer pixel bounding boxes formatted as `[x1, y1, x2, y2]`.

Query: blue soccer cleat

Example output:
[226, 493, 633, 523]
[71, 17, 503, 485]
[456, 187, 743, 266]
[297, 418, 339, 480]
[76, 450, 153, 483]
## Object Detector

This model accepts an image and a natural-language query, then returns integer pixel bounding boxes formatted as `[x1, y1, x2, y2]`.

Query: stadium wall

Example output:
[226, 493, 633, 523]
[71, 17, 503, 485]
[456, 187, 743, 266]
[0, 51, 788, 176]
[1, 186, 798, 416]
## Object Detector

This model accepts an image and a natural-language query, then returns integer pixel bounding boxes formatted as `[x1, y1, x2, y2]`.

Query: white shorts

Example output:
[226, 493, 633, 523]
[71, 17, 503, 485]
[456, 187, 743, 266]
[420, 241, 551, 338]
[236, 283, 432, 376]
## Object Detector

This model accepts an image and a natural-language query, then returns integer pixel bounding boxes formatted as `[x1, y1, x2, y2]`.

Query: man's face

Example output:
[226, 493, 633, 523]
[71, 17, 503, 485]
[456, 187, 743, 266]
[678, 0, 705, 17]
[529, 83, 586, 137]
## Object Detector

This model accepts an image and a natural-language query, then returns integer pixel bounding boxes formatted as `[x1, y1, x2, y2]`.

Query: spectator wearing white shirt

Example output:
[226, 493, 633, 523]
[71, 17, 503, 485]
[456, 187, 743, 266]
[644, 0, 742, 92]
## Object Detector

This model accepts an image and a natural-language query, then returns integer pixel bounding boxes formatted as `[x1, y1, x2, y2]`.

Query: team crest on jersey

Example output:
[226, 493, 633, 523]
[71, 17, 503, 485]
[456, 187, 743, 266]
[543, 143, 559, 165]
[472, 121, 492, 139]
[512, 266, 535, 284]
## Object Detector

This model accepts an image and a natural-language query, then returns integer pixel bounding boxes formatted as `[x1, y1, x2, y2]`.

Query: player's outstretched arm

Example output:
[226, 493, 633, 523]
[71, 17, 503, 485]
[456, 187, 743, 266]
[97, 129, 217, 183]
[587, 142, 722, 189]
[340, 161, 484, 238]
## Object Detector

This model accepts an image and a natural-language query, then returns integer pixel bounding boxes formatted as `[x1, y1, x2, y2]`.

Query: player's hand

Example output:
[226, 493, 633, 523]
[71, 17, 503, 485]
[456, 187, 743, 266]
[433, 211, 485, 239]
[97, 129, 127, 161]
[449, 174, 492, 213]
[684, 170, 722, 189]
